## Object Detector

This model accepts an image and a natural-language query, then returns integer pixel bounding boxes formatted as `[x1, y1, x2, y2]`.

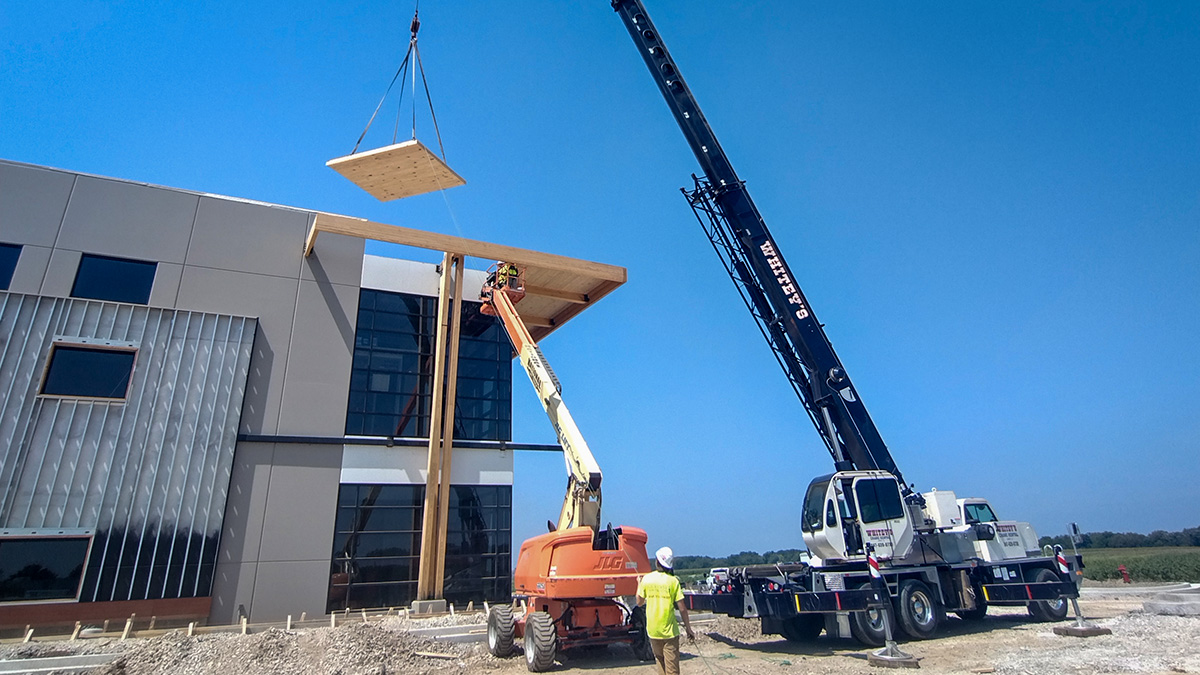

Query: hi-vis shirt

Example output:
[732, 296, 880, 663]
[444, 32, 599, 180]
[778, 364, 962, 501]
[636, 570, 684, 639]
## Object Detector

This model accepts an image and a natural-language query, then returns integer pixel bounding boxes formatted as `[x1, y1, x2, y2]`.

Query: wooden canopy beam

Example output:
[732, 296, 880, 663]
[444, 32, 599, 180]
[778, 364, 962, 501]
[305, 212, 625, 283]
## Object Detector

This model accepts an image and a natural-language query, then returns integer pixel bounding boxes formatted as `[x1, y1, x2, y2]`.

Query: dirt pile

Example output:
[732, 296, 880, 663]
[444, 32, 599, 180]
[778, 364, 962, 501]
[99, 621, 487, 675]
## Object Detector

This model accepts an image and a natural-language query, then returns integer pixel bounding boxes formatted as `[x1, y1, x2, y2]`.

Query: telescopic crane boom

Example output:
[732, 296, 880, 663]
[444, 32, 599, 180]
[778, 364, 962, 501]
[611, 0, 907, 490]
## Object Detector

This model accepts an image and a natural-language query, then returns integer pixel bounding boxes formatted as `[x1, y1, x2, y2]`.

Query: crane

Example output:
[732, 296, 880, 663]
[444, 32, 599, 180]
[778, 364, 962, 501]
[610, 0, 1081, 645]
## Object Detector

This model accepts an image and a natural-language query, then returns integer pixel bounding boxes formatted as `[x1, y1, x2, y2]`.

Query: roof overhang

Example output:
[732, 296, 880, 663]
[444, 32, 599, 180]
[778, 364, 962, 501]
[305, 212, 626, 342]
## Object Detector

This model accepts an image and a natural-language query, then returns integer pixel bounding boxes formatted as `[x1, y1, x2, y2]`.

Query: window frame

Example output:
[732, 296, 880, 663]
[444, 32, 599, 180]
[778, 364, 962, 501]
[39, 341, 138, 402]
[0, 533, 94, 605]
[70, 253, 158, 305]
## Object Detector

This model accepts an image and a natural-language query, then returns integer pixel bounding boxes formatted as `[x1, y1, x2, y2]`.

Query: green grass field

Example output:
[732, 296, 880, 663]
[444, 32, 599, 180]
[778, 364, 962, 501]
[1078, 546, 1200, 583]
[678, 547, 1200, 585]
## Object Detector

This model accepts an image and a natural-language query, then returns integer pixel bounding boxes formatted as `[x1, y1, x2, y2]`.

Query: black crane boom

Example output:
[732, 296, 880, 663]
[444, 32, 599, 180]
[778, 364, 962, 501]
[611, 0, 908, 488]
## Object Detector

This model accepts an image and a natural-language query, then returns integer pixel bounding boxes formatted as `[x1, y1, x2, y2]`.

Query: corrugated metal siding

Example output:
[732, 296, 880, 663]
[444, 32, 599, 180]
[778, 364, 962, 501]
[0, 292, 256, 601]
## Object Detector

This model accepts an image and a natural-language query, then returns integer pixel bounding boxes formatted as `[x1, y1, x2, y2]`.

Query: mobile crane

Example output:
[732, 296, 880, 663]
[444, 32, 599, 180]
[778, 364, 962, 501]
[480, 265, 653, 671]
[611, 0, 1082, 644]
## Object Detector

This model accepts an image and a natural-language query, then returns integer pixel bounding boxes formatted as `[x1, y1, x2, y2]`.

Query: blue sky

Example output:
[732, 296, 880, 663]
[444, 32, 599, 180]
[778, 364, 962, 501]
[3, 1, 1197, 556]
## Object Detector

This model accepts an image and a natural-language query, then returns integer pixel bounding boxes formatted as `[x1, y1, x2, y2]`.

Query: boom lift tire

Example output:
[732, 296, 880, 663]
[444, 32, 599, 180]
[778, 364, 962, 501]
[523, 611, 557, 672]
[487, 605, 516, 657]
[1026, 568, 1069, 622]
[779, 614, 824, 643]
[629, 605, 655, 661]
[895, 579, 943, 640]
[849, 582, 895, 647]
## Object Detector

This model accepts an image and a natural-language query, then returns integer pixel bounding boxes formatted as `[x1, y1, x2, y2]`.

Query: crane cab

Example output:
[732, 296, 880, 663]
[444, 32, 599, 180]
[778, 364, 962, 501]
[801, 471, 914, 564]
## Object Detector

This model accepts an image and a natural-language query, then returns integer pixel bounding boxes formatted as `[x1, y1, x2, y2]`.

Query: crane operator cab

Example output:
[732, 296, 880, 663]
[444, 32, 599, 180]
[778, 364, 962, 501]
[801, 471, 915, 564]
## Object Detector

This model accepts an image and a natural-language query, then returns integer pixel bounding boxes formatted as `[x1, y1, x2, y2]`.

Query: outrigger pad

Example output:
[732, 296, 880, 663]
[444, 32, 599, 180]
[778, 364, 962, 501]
[327, 139, 466, 201]
[1053, 625, 1113, 637]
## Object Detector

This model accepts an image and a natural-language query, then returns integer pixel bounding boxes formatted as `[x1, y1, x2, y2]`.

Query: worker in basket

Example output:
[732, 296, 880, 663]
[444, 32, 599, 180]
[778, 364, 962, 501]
[493, 262, 521, 290]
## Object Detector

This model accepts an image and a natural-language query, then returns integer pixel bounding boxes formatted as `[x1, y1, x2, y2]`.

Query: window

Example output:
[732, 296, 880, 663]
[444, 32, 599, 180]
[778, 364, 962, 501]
[71, 254, 157, 304]
[963, 502, 998, 524]
[854, 478, 904, 524]
[801, 478, 829, 532]
[0, 243, 20, 290]
[347, 289, 512, 440]
[327, 483, 511, 612]
[42, 345, 136, 399]
[0, 537, 91, 603]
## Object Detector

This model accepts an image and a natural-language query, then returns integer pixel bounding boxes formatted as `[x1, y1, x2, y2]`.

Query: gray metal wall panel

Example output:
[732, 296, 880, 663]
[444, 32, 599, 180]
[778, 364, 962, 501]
[216, 442, 274, 566]
[277, 281, 357, 436]
[210, 561, 259, 625]
[187, 197, 309, 279]
[7, 245, 52, 295]
[40, 248, 80, 297]
[56, 176, 197, 263]
[148, 262, 183, 308]
[0, 292, 257, 601]
[0, 163, 74, 247]
[301, 230, 366, 287]
[250, 560, 333, 622]
[174, 266, 299, 436]
[255, 444, 341, 564]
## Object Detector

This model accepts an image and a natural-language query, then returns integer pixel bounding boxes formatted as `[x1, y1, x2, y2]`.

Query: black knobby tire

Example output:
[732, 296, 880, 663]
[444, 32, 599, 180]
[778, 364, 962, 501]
[629, 605, 655, 662]
[487, 605, 515, 657]
[524, 611, 558, 672]
[1026, 567, 1069, 622]
[779, 614, 824, 643]
[895, 579, 942, 640]
[849, 582, 895, 647]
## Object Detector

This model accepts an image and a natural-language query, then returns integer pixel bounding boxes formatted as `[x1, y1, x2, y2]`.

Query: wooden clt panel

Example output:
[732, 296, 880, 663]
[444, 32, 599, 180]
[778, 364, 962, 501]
[327, 140, 466, 202]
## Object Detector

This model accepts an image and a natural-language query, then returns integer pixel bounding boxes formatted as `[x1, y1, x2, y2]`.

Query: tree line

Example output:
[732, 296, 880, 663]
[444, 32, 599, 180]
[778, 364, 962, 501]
[678, 526, 1200, 569]
[1038, 525, 1200, 550]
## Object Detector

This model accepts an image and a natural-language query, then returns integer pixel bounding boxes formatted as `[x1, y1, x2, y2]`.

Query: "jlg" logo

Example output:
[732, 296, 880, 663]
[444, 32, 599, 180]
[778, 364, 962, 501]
[594, 556, 625, 571]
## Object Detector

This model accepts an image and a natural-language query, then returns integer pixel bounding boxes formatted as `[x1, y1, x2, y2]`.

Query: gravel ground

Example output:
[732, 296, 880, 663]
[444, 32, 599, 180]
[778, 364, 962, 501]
[1, 587, 1195, 674]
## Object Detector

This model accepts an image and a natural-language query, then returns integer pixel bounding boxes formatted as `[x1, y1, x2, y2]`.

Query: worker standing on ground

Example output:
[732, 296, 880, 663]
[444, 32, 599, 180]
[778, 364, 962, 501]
[636, 546, 695, 675]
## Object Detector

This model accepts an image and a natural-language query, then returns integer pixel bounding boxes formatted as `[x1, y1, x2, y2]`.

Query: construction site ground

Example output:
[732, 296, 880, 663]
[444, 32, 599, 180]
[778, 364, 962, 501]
[1, 582, 1196, 674]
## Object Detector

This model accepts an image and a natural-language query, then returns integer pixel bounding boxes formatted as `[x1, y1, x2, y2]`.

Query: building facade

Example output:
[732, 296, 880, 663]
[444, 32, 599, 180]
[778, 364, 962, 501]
[0, 158, 567, 627]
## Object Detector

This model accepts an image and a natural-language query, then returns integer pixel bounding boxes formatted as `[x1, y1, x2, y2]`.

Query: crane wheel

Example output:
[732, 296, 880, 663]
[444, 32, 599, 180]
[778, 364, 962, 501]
[895, 579, 943, 640]
[849, 582, 895, 647]
[523, 611, 557, 672]
[1026, 568, 1069, 622]
[779, 614, 824, 643]
[629, 605, 655, 661]
[487, 605, 516, 657]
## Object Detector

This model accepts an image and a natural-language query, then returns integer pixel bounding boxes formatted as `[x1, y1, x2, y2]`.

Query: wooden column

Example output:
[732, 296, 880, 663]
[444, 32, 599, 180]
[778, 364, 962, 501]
[433, 257, 465, 593]
[417, 252, 455, 600]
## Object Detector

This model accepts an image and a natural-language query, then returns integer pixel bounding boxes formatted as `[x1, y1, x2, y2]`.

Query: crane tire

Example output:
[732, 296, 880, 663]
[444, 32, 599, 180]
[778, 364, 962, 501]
[524, 611, 557, 672]
[487, 605, 516, 657]
[895, 579, 942, 640]
[780, 614, 824, 643]
[849, 582, 895, 647]
[1026, 567, 1069, 622]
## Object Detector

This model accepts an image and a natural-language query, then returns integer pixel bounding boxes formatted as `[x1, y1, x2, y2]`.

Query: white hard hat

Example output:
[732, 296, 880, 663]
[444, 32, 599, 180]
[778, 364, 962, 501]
[655, 546, 674, 570]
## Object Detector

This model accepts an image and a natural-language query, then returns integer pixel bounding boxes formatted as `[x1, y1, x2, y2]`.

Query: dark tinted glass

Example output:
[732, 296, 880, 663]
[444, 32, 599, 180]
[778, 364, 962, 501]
[71, 254, 157, 304]
[42, 346, 135, 398]
[0, 537, 90, 602]
[327, 483, 511, 611]
[0, 243, 20, 290]
[347, 289, 511, 440]
[855, 478, 904, 523]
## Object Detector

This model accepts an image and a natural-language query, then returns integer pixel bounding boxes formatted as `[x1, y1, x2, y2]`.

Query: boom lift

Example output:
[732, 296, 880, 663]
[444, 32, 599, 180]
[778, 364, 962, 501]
[611, 0, 1082, 644]
[481, 264, 653, 671]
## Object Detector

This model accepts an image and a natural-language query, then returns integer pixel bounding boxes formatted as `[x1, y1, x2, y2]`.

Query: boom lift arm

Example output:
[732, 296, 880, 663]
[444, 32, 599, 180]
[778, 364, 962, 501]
[482, 267, 603, 532]
[611, 0, 908, 490]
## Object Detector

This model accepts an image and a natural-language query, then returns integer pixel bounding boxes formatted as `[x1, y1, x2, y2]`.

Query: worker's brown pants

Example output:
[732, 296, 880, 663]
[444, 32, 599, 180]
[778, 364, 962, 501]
[650, 636, 681, 675]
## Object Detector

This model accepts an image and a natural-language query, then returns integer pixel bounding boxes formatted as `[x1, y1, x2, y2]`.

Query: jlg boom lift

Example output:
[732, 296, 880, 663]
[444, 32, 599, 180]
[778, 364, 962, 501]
[480, 265, 653, 671]
[611, 0, 1084, 645]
